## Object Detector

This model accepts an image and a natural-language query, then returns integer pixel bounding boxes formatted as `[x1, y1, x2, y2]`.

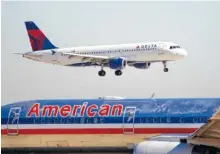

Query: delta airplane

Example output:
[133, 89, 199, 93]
[2, 97, 220, 135]
[16, 21, 187, 76]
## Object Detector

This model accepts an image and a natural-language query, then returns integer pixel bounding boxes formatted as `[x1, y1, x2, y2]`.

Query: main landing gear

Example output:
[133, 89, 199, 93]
[163, 61, 169, 72]
[98, 70, 106, 76]
[98, 65, 106, 77]
[98, 70, 123, 76]
[98, 65, 123, 76]
[115, 70, 122, 76]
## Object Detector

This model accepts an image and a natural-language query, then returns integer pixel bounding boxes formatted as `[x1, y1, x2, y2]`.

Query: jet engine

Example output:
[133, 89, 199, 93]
[133, 63, 151, 69]
[109, 57, 127, 70]
[133, 140, 220, 154]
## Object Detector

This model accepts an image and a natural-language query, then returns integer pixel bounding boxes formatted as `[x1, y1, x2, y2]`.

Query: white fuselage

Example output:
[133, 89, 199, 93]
[23, 42, 187, 67]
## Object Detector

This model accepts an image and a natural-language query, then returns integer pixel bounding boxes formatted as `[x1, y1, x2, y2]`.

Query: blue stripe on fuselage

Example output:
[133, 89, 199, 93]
[1, 116, 209, 125]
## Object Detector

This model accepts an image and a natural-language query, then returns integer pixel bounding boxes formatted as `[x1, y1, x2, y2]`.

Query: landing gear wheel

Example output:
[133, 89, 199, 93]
[162, 61, 168, 72]
[115, 70, 122, 76]
[98, 70, 106, 76]
[163, 68, 169, 72]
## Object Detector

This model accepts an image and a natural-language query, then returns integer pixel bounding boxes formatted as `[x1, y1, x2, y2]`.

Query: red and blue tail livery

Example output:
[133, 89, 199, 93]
[24, 21, 57, 51]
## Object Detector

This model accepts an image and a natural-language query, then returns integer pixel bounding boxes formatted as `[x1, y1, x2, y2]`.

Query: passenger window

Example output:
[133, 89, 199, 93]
[47, 118, 53, 124]
[148, 117, 153, 123]
[54, 118, 60, 124]
[34, 118, 41, 124]
[166, 117, 171, 123]
[67, 117, 73, 124]
[160, 117, 166, 123]
[139, 118, 144, 123]
[193, 117, 198, 123]
[200, 117, 205, 123]
[144, 118, 148, 123]
[88, 118, 94, 123]
[73, 118, 79, 124]
[94, 118, 98, 123]
[180, 117, 184, 123]
[153, 118, 157, 123]
[100, 118, 104, 123]
[41, 118, 46, 124]
[80, 117, 85, 124]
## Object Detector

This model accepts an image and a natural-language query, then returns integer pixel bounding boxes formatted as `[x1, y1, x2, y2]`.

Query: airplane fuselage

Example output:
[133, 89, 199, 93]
[24, 42, 187, 67]
[1, 98, 220, 135]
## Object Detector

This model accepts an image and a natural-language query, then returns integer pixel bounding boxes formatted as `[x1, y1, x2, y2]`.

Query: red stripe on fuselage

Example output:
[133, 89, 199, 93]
[1, 128, 197, 135]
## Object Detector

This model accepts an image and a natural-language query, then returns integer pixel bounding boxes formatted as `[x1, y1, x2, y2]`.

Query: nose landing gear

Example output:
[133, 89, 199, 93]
[164, 68, 169, 72]
[163, 61, 169, 72]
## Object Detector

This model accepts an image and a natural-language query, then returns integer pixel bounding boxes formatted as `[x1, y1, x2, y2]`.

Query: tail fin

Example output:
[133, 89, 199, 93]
[25, 21, 57, 51]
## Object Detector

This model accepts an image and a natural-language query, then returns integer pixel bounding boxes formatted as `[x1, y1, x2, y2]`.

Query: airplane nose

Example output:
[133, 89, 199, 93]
[177, 49, 187, 58]
[181, 49, 187, 57]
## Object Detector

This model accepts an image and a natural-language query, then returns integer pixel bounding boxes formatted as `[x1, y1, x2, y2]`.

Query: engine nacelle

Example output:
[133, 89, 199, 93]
[133, 140, 220, 154]
[133, 63, 151, 69]
[133, 141, 194, 154]
[109, 57, 127, 70]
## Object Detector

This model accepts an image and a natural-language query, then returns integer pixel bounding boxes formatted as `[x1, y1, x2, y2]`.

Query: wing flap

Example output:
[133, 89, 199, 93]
[65, 53, 108, 59]
[63, 52, 110, 64]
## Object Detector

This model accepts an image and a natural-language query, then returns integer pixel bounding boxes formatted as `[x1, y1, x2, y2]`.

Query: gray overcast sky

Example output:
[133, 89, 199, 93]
[2, 1, 220, 105]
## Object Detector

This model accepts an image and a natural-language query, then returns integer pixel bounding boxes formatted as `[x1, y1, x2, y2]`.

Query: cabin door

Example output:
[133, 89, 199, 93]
[7, 107, 21, 135]
[158, 43, 165, 55]
[122, 106, 136, 134]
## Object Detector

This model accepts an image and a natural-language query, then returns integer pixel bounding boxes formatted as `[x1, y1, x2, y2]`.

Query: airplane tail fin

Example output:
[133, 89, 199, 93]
[24, 21, 57, 51]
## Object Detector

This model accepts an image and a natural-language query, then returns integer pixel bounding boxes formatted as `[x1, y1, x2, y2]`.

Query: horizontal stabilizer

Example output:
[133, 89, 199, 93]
[13, 53, 24, 56]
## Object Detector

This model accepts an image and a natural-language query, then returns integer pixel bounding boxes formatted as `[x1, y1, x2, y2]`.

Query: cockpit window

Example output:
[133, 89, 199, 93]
[170, 46, 180, 49]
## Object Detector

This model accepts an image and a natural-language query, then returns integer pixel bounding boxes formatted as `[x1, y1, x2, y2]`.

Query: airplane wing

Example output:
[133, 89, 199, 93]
[187, 107, 220, 148]
[132, 108, 220, 154]
[63, 52, 110, 64]
[61, 52, 153, 66]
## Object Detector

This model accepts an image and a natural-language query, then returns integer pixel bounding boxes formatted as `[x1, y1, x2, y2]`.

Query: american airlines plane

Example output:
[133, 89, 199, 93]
[2, 97, 219, 135]
[17, 21, 188, 76]
[2, 97, 220, 153]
